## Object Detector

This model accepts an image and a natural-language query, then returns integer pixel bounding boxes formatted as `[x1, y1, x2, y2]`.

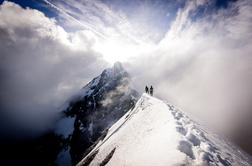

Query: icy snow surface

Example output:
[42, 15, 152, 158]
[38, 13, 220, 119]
[78, 94, 252, 166]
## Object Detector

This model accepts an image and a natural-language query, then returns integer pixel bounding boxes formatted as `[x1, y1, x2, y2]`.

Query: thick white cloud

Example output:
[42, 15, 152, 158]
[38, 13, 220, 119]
[0, 1, 108, 137]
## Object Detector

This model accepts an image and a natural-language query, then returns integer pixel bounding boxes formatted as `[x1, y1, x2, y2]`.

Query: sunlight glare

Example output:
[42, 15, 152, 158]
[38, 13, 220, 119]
[95, 38, 154, 64]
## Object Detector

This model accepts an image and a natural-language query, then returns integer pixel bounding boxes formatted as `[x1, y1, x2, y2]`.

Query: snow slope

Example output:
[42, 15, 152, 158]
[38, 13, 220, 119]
[77, 94, 252, 166]
[53, 62, 139, 165]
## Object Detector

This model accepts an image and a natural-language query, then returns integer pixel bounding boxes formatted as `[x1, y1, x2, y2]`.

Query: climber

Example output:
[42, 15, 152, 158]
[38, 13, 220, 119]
[150, 86, 153, 96]
[145, 86, 149, 94]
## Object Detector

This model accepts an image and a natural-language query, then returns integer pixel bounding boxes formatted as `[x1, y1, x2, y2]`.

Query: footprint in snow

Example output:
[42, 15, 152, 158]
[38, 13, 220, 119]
[176, 126, 187, 136]
[177, 140, 195, 159]
[186, 133, 201, 146]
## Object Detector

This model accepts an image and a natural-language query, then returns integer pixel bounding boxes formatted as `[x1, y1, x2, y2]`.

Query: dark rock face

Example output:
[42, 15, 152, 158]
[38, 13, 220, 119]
[61, 62, 139, 164]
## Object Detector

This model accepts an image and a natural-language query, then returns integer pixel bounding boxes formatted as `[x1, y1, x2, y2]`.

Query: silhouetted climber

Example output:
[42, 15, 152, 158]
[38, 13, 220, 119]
[145, 86, 149, 94]
[150, 86, 153, 96]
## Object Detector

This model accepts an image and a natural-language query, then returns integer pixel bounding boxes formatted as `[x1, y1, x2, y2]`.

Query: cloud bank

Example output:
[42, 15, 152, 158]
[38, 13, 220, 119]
[0, 1, 108, 138]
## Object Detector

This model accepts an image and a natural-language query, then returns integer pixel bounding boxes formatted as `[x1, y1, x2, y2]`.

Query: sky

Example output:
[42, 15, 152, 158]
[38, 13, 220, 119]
[0, 0, 252, 154]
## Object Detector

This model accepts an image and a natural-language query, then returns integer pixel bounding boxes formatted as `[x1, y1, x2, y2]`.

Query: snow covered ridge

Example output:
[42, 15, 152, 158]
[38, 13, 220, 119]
[54, 62, 139, 165]
[77, 94, 252, 166]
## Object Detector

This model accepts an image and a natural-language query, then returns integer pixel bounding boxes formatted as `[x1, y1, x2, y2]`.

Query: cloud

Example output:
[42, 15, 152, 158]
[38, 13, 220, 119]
[0, 1, 108, 138]
[45, 0, 176, 44]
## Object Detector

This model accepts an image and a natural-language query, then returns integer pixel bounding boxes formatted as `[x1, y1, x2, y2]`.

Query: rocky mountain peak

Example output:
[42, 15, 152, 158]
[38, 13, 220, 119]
[55, 63, 139, 165]
[101, 62, 127, 80]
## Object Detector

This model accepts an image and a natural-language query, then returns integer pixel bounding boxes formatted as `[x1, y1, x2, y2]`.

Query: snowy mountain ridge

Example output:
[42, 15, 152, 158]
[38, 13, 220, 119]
[78, 94, 252, 166]
[54, 62, 139, 165]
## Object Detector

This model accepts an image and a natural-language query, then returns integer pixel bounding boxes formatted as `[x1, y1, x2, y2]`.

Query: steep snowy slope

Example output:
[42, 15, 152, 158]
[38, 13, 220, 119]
[78, 94, 252, 166]
[54, 62, 139, 165]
